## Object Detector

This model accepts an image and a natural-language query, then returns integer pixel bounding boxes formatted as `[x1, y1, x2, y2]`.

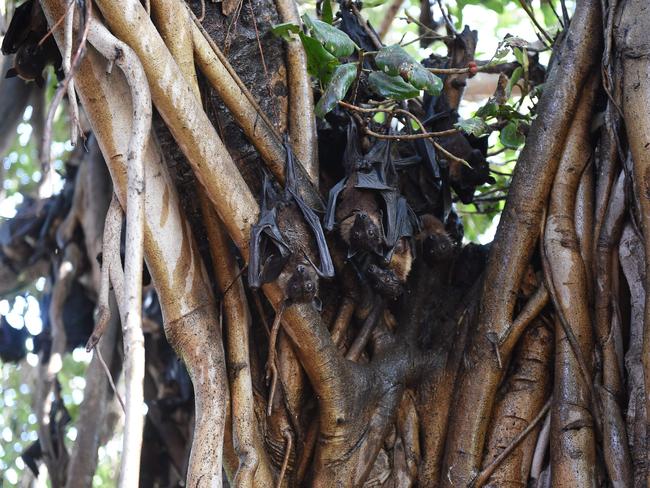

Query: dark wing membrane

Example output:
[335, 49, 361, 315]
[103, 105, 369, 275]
[248, 208, 291, 288]
[343, 120, 365, 173]
[415, 138, 441, 179]
[354, 171, 393, 191]
[365, 139, 398, 187]
[290, 188, 335, 279]
[324, 177, 347, 231]
[1, 0, 35, 55]
[382, 191, 417, 249]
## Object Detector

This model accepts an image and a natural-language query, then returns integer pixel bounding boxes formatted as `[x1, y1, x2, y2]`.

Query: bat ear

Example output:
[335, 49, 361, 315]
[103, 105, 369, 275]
[5, 68, 18, 79]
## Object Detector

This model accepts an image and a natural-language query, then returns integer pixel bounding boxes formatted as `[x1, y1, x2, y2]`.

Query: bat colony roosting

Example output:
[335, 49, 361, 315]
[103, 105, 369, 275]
[0, 0, 649, 487]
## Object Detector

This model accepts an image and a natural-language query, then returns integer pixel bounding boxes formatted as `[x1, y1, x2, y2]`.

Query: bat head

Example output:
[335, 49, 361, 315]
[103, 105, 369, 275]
[285, 263, 319, 305]
[366, 264, 403, 300]
[348, 211, 383, 257]
[422, 232, 455, 266]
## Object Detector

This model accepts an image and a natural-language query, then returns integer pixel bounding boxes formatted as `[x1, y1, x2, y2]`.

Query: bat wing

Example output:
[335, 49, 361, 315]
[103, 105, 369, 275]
[365, 138, 398, 187]
[415, 138, 441, 179]
[354, 171, 392, 191]
[290, 188, 335, 279]
[324, 177, 347, 231]
[343, 119, 366, 173]
[382, 191, 418, 250]
[248, 208, 291, 288]
[1, 0, 34, 55]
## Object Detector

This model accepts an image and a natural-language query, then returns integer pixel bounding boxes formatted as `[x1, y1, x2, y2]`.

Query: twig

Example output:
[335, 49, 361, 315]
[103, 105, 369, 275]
[339, 100, 482, 166]
[276, 431, 293, 488]
[471, 397, 552, 487]
[403, 11, 449, 41]
[62, 0, 80, 145]
[517, 0, 554, 47]
[378, 0, 405, 40]
[248, 0, 278, 126]
[435, 0, 456, 35]
[266, 302, 286, 416]
[350, 4, 383, 50]
[339, 101, 459, 139]
[547, 0, 565, 28]
[37, 0, 75, 48]
[96, 346, 126, 413]
[41, 0, 91, 171]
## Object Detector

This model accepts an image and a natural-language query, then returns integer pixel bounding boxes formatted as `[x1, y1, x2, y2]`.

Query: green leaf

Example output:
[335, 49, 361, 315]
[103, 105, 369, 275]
[476, 101, 498, 118]
[506, 66, 523, 97]
[271, 22, 300, 41]
[483, 0, 504, 13]
[302, 14, 357, 58]
[455, 118, 491, 137]
[513, 47, 526, 66]
[363, 0, 390, 6]
[368, 71, 420, 101]
[315, 63, 357, 118]
[299, 32, 340, 83]
[375, 45, 442, 95]
[499, 121, 525, 149]
[322, 0, 334, 24]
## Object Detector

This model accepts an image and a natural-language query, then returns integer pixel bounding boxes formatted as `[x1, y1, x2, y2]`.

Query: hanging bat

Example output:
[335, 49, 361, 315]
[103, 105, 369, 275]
[325, 121, 393, 253]
[416, 214, 457, 267]
[2, 0, 62, 87]
[247, 174, 292, 288]
[380, 190, 419, 282]
[248, 139, 333, 309]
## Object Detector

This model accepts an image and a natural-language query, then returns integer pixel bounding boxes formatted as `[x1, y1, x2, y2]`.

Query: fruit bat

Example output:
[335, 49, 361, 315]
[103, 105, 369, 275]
[416, 214, 456, 266]
[248, 139, 334, 307]
[325, 121, 419, 280]
[2, 0, 63, 87]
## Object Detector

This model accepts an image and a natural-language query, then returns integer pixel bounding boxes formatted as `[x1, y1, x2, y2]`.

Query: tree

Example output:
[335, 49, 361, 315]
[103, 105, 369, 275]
[0, 0, 647, 486]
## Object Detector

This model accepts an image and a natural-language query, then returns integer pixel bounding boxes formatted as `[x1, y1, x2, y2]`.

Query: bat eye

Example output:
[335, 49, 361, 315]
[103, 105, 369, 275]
[353, 230, 361, 240]
[305, 282, 314, 292]
[367, 229, 375, 237]
[368, 264, 378, 273]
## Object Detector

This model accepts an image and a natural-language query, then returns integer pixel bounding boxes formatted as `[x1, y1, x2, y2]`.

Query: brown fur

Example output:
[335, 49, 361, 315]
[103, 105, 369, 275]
[416, 214, 455, 266]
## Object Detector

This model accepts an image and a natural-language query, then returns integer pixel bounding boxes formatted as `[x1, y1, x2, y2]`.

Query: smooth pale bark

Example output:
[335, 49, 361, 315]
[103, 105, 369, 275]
[41, 3, 228, 485]
[275, 0, 319, 183]
[545, 79, 598, 488]
[86, 19, 151, 487]
[441, 3, 602, 484]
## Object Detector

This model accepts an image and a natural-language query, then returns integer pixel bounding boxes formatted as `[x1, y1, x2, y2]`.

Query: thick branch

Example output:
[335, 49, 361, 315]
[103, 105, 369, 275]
[440, 3, 602, 483]
[40, 4, 229, 485]
[544, 79, 598, 487]
[275, 0, 319, 183]
[617, 2, 650, 484]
